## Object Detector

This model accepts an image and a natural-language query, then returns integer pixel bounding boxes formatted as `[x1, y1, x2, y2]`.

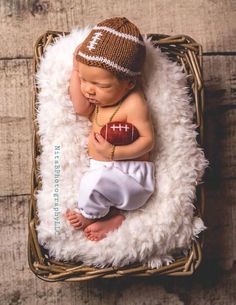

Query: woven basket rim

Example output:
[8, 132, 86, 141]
[29, 30, 206, 282]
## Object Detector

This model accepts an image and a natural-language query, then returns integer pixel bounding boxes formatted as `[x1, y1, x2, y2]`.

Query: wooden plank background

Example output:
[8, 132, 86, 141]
[0, 0, 235, 304]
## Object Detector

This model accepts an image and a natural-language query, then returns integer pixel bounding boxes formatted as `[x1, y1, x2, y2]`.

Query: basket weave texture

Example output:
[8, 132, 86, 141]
[29, 31, 206, 282]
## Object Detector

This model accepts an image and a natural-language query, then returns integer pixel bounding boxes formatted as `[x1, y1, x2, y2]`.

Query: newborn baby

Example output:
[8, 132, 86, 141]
[66, 17, 155, 241]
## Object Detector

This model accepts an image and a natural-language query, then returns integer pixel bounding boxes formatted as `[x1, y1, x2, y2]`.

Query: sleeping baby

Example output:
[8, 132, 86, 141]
[65, 17, 155, 241]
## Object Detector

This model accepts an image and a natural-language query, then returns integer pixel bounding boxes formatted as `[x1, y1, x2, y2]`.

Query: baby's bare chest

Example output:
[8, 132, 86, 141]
[91, 106, 128, 134]
[87, 106, 128, 158]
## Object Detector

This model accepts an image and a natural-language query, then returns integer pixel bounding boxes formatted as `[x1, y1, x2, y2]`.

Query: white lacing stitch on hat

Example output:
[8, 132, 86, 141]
[93, 25, 145, 46]
[87, 32, 103, 51]
[78, 51, 141, 76]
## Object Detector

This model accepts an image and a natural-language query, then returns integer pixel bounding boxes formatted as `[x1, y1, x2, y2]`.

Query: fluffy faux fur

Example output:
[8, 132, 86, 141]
[35, 26, 208, 268]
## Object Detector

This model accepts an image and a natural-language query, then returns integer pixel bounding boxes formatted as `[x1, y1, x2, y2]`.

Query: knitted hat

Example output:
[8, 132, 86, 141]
[77, 17, 146, 80]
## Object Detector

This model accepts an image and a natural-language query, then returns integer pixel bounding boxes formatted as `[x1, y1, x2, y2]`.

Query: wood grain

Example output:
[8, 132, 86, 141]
[204, 56, 236, 110]
[0, 0, 236, 303]
[0, 195, 235, 304]
[0, 0, 235, 59]
[204, 180, 236, 270]
[0, 59, 33, 196]
[205, 108, 236, 179]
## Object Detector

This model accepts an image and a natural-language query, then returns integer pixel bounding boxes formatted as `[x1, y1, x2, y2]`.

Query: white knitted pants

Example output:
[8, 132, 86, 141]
[77, 159, 155, 219]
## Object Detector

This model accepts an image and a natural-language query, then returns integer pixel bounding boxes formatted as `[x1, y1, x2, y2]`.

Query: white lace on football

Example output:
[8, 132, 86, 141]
[78, 51, 141, 76]
[111, 123, 130, 132]
[87, 32, 103, 51]
[93, 25, 145, 46]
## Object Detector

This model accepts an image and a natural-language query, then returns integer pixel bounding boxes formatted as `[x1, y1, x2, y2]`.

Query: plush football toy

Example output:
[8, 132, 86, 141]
[100, 121, 139, 146]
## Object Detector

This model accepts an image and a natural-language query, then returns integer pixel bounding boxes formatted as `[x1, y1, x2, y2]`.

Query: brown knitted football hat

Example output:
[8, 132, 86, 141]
[77, 17, 146, 80]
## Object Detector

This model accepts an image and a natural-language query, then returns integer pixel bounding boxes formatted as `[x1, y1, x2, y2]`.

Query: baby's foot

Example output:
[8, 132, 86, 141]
[65, 209, 95, 230]
[84, 214, 125, 241]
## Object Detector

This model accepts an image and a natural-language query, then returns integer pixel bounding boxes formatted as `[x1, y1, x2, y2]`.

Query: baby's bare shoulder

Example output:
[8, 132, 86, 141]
[122, 90, 150, 123]
[124, 89, 147, 111]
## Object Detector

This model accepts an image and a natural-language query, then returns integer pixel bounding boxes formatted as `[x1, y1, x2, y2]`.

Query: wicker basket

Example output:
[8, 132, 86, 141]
[29, 31, 206, 282]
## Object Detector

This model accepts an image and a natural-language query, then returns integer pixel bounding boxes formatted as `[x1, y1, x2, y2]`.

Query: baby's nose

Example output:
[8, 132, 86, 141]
[86, 84, 96, 95]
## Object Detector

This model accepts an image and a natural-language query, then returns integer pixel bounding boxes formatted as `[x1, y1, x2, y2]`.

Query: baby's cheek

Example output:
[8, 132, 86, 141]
[80, 83, 84, 90]
[80, 86, 86, 97]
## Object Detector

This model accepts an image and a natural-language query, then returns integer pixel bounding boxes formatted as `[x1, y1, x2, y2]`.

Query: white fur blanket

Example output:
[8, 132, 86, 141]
[35, 27, 208, 268]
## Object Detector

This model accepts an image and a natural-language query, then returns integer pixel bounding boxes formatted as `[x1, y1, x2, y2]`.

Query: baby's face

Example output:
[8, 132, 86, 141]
[78, 62, 133, 107]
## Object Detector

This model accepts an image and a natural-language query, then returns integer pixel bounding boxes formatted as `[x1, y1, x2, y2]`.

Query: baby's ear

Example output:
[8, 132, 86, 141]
[128, 80, 136, 90]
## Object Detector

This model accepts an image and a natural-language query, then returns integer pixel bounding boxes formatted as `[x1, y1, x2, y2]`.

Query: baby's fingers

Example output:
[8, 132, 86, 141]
[94, 133, 105, 143]
[66, 214, 77, 221]
[69, 218, 80, 224]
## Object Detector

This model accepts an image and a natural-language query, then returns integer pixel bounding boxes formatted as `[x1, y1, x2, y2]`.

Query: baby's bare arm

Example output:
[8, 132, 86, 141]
[69, 70, 94, 117]
[114, 92, 154, 160]
[69, 46, 94, 117]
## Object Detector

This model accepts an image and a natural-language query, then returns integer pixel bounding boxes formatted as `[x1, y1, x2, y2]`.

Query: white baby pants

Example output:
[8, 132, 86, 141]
[77, 159, 155, 219]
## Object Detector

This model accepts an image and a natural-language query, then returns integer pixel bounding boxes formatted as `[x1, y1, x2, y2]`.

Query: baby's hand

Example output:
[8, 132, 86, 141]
[92, 133, 113, 160]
